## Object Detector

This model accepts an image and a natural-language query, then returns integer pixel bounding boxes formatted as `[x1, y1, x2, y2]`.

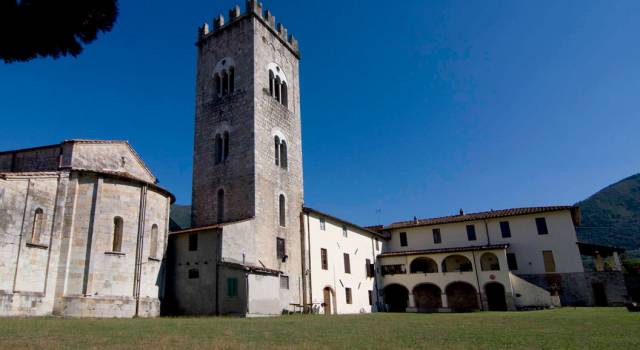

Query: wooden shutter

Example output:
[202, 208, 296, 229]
[321, 248, 328, 270]
[543, 251, 556, 272]
[344, 253, 351, 274]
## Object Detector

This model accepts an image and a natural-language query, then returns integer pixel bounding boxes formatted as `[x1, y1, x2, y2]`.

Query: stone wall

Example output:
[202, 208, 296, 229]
[517, 271, 628, 306]
[163, 229, 221, 316]
[1, 166, 171, 317]
[252, 12, 304, 311]
[70, 142, 156, 183]
[192, 14, 256, 227]
[0, 145, 61, 172]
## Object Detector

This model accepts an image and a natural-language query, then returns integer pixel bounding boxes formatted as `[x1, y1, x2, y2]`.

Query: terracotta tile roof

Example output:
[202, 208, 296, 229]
[303, 207, 389, 239]
[378, 244, 510, 258]
[385, 206, 579, 230]
[169, 218, 253, 235]
[220, 261, 282, 276]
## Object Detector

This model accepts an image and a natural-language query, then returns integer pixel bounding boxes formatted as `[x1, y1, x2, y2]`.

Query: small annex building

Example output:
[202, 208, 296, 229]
[0, 140, 173, 317]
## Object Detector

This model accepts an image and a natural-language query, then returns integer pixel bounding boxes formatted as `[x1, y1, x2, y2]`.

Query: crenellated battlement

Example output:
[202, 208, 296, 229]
[197, 1, 299, 54]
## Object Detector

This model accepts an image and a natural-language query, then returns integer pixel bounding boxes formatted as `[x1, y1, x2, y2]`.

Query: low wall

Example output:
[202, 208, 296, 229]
[54, 296, 160, 318]
[517, 272, 628, 306]
[0, 291, 52, 316]
[509, 273, 552, 308]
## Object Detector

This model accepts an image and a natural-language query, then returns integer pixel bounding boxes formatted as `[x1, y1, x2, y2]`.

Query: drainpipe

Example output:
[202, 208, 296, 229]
[306, 213, 313, 310]
[484, 220, 491, 245]
[472, 250, 484, 311]
[215, 230, 222, 315]
[134, 185, 148, 317]
[299, 211, 308, 311]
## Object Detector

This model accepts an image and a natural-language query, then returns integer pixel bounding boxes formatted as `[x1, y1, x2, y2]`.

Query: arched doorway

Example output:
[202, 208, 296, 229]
[485, 282, 507, 311]
[322, 287, 335, 315]
[413, 284, 442, 311]
[383, 284, 409, 312]
[410, 257, 438, 273]
[445, 282, 479, 311]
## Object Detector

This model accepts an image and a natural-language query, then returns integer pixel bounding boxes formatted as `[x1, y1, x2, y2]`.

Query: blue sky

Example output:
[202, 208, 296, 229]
[1, 0, 639, 226]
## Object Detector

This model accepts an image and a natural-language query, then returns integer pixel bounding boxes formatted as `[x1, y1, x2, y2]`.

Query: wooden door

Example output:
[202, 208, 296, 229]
[323, 288, 332, 315]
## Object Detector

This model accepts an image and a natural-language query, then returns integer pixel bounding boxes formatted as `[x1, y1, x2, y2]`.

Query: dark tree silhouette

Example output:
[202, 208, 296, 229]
[0, 0, 118, 63]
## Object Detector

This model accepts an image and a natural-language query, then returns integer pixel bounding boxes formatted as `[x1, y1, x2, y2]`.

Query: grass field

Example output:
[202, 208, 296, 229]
[0, 308, 638, 349]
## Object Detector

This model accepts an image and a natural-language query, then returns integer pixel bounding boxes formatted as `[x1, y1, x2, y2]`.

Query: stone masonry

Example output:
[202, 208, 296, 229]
[188, 0, 304, 314]
[0, 140, 173, 317]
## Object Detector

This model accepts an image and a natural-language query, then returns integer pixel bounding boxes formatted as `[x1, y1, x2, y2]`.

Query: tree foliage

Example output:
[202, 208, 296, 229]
[0, 0, 118, 63]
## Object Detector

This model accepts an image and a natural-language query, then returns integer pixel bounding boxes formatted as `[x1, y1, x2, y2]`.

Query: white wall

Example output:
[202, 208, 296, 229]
[305, 212, 381, 314]
[385, 210, 583, 275]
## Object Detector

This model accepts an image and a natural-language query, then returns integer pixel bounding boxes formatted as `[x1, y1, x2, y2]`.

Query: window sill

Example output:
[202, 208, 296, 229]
[148, 257, 161, 262]
[105, 251, 126, 256]
[26, 242, 49, 250]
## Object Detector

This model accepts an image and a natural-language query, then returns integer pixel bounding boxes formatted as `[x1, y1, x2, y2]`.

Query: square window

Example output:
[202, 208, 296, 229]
[536, 218, 549, 235]
[280, 275, 289, 289]
[188, 234, 198, 251]
[277, 237, 286, 259]
[433, 229, 442, 244]
[227, 278, 238, 297]
[365, 258, 374, 277]
[343, 253, 351, 274]
[500, 221, 512, 238]
[321, 248, 328, 270]
[507, 253, 518, 270]
[320, 218, 326, 231]
[466, 225, 477, 241]
[399, 232, 408, 247]
[342, 225, 348, 237]
[188, 268, 199, 279]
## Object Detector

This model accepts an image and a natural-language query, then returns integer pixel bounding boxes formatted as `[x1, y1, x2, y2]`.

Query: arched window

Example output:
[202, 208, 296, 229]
[113, 217, 124, 252]
[222, 70, 229, 95]
[31, 208, 44, 244]
[214, 134, 223, 164]
[280, 140, 288, 170]
[274, 136, 280, 166]
[217, 189, 225, 223]
[269, 70, 275, 96]
[442, 254, 473, 273]
[281, 81, 288, 107]
[480, 252, 500, 271]
[228, 67, 235, 93]
[149, 224, 159, 258]
[223, 131, 230, 161]
[214, 74, 221, 96]
[279, 194, 286, 227]
[275, 76, 281, 102]
[410, 257, 438, 273]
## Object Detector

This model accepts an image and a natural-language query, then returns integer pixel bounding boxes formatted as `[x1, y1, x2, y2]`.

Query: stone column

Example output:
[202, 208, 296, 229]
[406, 293, 417, 312]
[613, 252, 622, 271]
[441, 292, 448, 309]
[594, 253, 604, 271]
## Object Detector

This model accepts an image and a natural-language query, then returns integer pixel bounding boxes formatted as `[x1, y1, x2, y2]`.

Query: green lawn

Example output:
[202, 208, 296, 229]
[0, 308, 638, 349]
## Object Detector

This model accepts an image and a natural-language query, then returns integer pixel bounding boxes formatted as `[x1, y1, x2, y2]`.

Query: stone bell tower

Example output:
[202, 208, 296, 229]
[191, 0, 304, 309]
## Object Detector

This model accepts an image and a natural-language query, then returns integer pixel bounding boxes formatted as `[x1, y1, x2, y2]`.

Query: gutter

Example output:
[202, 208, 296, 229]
[134, 185, 148, 316]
